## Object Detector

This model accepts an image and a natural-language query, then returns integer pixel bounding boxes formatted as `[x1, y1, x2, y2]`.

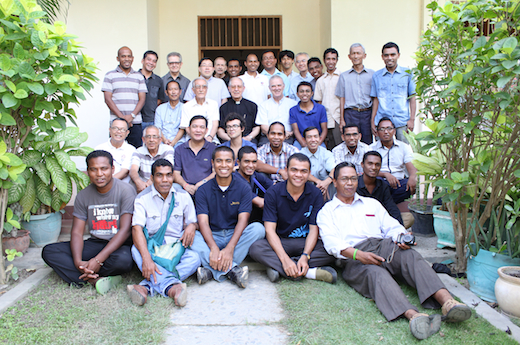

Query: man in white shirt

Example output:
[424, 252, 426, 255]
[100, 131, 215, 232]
[317, 162, 471, 340]
[95, 118, 136, 183]
[239, 53, 270, 106]
[256, 75, 297, 146]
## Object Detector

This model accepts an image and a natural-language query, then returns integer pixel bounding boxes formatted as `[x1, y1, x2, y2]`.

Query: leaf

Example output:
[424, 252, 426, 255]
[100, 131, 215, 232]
[59, 176, 73, 204]
[0, 141, 5, 154]
[6, 207, 13, 222]
[27, 83, 44, 95]
[18, 62, 36, 79]
[2, 93, 18, 108]
[497, 76, 513, 89]
[13, 42, 25, 59]
[0, 113, 16, 125]
[7, 182, 25, 204]
[434, 179, 455, 189]
[58, 74, 77, 83]
[50, 127, 79, 143]
[35, 176, 52, 206]
[452, 73, 463, 84]
[73, 169, 90, 190]
[502, 61, 517, 69]
[33, 162, 51, 184]
[64, 132, 88, 148]
[44, 83, 58, 95]
[21, 150, 43, 167]
[13, 89, 28, 99]
[46, 156, 68, 193]
[502, 37, 518, 53]
[19, 175, 36, 214]
[51, 188, 62, 212]
[54, 150, 76, 172]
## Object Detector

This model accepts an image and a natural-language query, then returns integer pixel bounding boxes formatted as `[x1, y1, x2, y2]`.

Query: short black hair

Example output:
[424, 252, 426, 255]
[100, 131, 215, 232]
[225, 112, 245, 129]
[297, 81, 313, 93]
[303, 126, 319, 138]
[307, 57, 322, 67]
[382, 42, 399, 54]
[287, 153, 311, 170]
[86, 150, 113, 168]
[333, 162, 356, 180]
[111, 117, 129, 129]
[323, 48, 339, 60]
[362, 150, 382, 163]
[166, 80, 181, 90]
[212, 145, 235, 161]
[238, 146, 257, 161]
[268, 121, 286, 134]
[343, 123, 360, 134]
[190, 115, 208, 127]
[377, 117, 395, 128]
[262, 50, 277, 60]
[143, 50, 158, 60]
[199, 57, 213, 66]
[279, 50, 295, 60]
[228, 57, 241, 65]
[151, 158, 173, 175]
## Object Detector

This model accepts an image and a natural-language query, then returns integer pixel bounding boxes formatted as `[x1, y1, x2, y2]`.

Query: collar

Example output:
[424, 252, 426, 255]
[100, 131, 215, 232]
[324, 69, 341, 77]
[372, 139, 400, 150]
[210, 174, 236, 192]
[151, 183, 176, 201]
[348, 66, 368, 74]
[301, 146, 320, 158]
[167, 101, 181, 111]
[383, 65, 402, 76]
[115, 65, 135, 74]
[185, 139, 211, 150]
[297, 100, 317, 114]
[144, 143, 167, 157]
[279, 181, 312, 199]
[269, 142, 289, 154]
[139, 69, 159, 79]
[330, 193, 364, 209]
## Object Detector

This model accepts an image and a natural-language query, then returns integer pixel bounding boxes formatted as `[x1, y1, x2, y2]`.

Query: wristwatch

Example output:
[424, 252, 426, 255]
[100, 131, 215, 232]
[202, 179, 207, 184]
[301, 252, 310, 260]
[131, 113, 136, 119]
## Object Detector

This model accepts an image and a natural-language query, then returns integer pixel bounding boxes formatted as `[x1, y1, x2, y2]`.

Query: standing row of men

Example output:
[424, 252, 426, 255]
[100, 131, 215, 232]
[101, 42, 416, 151]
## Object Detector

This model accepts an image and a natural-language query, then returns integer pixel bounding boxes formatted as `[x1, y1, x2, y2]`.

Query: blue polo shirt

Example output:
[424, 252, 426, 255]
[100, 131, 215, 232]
[173, 140, 216, 185]
[263, 181, 324, 238]
[195, 175, 252, 231]
[289, 100, 328, 137]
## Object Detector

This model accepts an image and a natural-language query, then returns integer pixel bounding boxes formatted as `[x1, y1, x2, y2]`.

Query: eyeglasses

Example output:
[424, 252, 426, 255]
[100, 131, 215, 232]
[193, 85, 208, 89]
[226, 124, 241, 130]
[144, 135, 160, 140]
[338, 176, 358, 183]
[343, 133, 359, 137]
[377, 127, 395, 132]
[168, 61, 181, 65]
[110, 127, 128, 132]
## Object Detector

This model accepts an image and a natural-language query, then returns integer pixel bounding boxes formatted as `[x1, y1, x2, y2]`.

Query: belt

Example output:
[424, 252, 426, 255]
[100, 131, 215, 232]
[346, 107, 371, 112]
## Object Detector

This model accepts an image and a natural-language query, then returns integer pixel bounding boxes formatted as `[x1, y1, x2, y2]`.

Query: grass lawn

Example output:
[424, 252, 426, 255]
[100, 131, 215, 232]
[0, 269, 179, 345]
[276, 276, 518, 345]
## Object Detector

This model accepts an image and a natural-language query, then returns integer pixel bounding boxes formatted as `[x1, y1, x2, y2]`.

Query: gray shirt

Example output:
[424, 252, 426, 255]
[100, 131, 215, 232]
[72, 178, 136, 240]
[335, 67, 374, 109]
[162, 72, 191, 103]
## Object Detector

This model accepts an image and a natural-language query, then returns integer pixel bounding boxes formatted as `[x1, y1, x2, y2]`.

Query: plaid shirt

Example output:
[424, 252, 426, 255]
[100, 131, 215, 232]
[257, 142, 299, 182]
[332, 141, 369, 174]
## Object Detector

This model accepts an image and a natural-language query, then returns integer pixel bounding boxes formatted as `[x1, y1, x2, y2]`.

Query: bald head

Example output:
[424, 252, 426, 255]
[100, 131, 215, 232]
[117, 46, 133, 72]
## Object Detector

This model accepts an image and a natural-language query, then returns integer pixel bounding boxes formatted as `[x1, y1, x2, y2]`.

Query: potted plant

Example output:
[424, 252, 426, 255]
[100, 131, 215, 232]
[0, 0, 97, 283]
[495, 266, 520, 318]
[2, 202, 30, 253]
[413, 0, 520, 271]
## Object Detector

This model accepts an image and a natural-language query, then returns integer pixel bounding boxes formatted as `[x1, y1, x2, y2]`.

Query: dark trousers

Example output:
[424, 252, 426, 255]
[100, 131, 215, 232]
[325, 121, 342, 151]
[343, 237, 445, 321]
[344, 108, 372, 145]
[249, 238, 335, 279]
[384, 178, 411, 204]
[127, 124, 143, 148]
[42, 238, 133, 286]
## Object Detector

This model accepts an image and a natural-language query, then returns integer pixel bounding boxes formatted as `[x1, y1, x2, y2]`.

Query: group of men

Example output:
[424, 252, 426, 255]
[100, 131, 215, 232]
[40, 42, 472, 340]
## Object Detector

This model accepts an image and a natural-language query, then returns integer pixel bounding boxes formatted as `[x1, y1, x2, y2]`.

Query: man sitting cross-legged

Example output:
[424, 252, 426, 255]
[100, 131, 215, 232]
[127, 159, 201, 307]
[317, 162, 471, 340]
[42, 150, 136, 294]
[191, 146, 265, 288]
[249, 153, 336, 283]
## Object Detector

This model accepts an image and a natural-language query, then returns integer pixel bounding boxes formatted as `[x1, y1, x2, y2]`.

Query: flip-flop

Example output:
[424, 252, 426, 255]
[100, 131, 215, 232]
[409, 313, 441, 340]
[95, 275, 122, 295]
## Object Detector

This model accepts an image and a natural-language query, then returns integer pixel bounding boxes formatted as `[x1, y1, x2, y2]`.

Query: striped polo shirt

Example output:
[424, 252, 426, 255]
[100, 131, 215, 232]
[101, 66, 148, 124]
[130, 143, 174, 182]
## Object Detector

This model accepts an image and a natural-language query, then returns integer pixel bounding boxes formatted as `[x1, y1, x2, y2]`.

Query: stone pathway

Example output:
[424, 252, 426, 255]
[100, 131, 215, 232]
[164, 270, 287, 345]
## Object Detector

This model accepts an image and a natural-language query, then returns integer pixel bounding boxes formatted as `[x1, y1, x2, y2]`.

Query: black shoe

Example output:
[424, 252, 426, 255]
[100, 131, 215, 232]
[316, 266, 337, 284]
[227, 265, 248, 288]
[197, 267, 213, 285]
[266, 267, 280, 283]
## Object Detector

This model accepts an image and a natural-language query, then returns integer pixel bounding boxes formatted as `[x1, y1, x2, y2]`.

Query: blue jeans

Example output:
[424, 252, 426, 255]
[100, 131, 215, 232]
[131, 245, 200, 297]
[190, 222, 265, 282]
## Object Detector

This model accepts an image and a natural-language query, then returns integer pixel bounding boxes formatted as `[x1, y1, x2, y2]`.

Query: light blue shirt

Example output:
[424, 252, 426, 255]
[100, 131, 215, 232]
[288, 72, 313, 100]
[261, 68, 290, 96]
[300, 146, 335, 181]
[370, 65, 415, 128]
[155, 101, 183, 142]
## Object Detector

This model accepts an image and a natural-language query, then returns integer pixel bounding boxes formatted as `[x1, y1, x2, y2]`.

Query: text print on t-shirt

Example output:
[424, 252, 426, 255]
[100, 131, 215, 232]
[89, 203, 120, 237]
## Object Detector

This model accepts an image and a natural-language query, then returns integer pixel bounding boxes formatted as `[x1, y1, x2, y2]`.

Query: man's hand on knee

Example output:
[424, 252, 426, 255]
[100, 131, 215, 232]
[209, 247, 221, 271]
[356, 251, 385, 265]
[142, 257, 162, 283]
[218, 246, 234, 272]
[282, 258, 300, 278]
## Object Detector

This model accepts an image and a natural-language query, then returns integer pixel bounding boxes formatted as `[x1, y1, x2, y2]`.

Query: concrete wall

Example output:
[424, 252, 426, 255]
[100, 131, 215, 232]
[62, 0, 433, 169]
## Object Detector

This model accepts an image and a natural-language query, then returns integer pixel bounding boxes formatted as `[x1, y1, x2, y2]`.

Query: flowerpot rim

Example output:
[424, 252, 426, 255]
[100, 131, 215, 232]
[2, 229, 30, 238]
[497, 266, 520, 284]
[22, 211, 60, 221]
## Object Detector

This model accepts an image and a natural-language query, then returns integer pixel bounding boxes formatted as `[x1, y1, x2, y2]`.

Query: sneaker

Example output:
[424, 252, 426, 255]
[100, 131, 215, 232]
[409, 313, 441, 340]
[227, 265, 248, 288]
[266, 267, 280, 283]
[197, 267, 213, 285]
[315, 266, 337, 284]
[442, 298, 472, 322]
[167, 283, 188, 307]
[127, 284, 148, 306]
[95, 275, 122, 295]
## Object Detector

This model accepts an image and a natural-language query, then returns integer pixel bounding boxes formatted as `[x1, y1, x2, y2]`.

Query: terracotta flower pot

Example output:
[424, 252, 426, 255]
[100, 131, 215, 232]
[495, 266, 520, 319]
[2, 230, 31, 253]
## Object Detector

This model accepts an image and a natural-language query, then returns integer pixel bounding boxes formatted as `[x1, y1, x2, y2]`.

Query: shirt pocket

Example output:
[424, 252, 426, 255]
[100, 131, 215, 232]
[145, 212, 162, 235]
[169, 208, 184, 231]
[397, 83, 408, 97]
[378, 84, 389, 98]
[149, 85, 159, 99]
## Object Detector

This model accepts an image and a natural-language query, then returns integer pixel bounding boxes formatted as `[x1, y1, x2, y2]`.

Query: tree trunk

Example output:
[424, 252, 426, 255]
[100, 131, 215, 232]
[0, 189, 8, 284]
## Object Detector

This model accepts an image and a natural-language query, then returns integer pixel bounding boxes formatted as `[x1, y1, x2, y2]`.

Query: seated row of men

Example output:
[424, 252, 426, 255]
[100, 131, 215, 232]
[42, 145, 471, 340]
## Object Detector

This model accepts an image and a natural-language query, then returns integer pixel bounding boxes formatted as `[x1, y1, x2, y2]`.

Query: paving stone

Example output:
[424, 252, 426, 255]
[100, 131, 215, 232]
[171, 271, 284, 326]
[165, 325, 288, 345]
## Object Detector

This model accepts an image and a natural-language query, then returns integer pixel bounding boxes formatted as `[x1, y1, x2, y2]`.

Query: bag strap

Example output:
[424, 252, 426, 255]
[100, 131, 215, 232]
[143, 192, 176, 245]
[252, 176, 267, 194]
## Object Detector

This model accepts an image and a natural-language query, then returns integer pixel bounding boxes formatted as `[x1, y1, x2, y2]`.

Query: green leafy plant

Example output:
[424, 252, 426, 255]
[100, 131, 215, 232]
[413, 0, 520, 270]
[0, 0, 97, 284]
[5, 264, 19, 281]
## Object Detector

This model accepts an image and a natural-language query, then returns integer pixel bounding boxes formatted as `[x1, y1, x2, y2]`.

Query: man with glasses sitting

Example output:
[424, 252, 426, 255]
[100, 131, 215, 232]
[332, 124, 369, 174]
[370, 117, 416, 204]
[129, 125, 174, 193]
[95, 118, 136, 183]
